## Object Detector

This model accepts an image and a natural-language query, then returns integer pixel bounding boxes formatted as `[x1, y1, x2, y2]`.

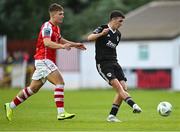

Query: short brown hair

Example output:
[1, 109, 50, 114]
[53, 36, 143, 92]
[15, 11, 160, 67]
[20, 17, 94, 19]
[49, 3, 63, 13]
[110, 10, 125, 20]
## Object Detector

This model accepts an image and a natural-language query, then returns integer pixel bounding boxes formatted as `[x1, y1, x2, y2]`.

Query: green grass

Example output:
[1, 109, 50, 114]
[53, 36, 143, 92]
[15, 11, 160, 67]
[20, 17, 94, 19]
[0, 88, 180, 131]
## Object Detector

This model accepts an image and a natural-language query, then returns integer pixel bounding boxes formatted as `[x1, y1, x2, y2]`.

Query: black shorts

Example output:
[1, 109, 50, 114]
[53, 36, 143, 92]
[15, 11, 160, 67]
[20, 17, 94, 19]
[96, 62, 127, 84]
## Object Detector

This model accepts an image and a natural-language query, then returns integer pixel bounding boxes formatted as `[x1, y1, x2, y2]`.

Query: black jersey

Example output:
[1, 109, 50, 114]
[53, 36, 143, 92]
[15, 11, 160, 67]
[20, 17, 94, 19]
[93, 25, 121, 63]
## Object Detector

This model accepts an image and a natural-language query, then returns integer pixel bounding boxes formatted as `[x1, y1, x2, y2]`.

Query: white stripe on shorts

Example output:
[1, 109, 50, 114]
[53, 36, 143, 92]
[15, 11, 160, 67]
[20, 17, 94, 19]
[97, 64, 109, 83]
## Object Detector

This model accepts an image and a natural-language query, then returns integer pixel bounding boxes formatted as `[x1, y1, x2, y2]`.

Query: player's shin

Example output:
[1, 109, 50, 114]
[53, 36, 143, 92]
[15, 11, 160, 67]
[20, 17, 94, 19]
[9, 87, 34, 109]
[109, 104, 120, 116]
[124, 97, 142, 113]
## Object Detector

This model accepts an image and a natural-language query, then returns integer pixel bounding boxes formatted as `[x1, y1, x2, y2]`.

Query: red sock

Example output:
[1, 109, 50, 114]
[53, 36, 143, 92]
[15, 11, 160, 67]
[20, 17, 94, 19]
[54, 84, 64, 113]
[10, 87, 34, 109]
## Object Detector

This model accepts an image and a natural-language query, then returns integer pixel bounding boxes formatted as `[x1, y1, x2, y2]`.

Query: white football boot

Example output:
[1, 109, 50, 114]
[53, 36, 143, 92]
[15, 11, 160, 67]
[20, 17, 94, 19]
[106, 114, 121, 122]
[133, 104, 142, 113]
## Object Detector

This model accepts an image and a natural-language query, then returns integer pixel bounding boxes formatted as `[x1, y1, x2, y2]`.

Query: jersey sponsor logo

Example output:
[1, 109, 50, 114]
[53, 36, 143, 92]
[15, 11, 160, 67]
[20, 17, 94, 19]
[107, 73, 112, 77]
[106, 40, 117, 48]
[44, 28, 51, 36]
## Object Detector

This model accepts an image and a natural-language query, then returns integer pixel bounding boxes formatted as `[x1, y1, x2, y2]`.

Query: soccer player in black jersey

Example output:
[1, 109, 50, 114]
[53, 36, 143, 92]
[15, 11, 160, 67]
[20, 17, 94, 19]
[87, 10, 142, 122]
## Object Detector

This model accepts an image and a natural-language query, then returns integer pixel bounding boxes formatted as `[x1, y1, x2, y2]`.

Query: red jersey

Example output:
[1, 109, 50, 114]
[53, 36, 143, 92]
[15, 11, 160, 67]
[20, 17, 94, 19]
[34, 21, 61, 63]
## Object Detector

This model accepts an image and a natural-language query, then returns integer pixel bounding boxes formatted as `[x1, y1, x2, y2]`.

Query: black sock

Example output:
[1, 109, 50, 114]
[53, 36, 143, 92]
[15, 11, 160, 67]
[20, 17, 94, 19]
[124, 97, 135, 108]
[109, 104, 120, 116]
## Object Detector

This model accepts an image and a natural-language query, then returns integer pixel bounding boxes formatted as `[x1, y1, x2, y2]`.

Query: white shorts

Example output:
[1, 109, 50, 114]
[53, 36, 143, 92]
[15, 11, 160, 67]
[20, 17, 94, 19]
[32, 59, 58, 81]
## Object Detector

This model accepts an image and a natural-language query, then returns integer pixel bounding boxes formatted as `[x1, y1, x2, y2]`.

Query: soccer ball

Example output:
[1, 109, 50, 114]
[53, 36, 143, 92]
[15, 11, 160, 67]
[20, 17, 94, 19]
[157, 101, 172, 116]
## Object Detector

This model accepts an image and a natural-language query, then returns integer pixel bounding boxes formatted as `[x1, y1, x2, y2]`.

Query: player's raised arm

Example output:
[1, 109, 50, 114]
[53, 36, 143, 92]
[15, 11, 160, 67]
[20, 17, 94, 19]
[87, 28, 109, 41]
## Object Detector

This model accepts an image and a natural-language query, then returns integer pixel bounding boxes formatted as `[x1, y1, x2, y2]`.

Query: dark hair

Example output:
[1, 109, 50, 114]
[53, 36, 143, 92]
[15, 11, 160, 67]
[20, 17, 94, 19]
[49, 3, 63, 12]
[110, 10, 125, 20]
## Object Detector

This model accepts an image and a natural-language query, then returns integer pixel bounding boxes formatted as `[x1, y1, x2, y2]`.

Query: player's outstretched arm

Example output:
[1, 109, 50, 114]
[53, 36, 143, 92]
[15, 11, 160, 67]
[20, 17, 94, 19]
[43, 38, 71, 50]
[60, 38, 86, 50]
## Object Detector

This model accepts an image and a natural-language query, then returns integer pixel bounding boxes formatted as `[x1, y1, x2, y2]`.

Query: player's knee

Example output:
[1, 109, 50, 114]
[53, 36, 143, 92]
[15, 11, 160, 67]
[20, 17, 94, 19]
[123, 86, 128, 91]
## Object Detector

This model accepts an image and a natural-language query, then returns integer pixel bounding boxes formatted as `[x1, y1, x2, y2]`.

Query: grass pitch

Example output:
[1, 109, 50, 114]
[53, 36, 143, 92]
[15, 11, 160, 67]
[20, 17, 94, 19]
[0, 88, 180, 131]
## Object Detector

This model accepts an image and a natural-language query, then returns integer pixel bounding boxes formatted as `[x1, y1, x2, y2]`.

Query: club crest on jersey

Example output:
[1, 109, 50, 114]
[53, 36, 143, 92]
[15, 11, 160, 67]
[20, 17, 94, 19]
[107, 73, 112, 77]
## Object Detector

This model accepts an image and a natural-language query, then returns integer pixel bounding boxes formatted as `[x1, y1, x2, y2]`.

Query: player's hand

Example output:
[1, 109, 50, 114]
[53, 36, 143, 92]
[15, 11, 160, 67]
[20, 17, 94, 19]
[101, 28, 109, 36]
[63, 43, 71, 51]
[74, 43, 86, 50]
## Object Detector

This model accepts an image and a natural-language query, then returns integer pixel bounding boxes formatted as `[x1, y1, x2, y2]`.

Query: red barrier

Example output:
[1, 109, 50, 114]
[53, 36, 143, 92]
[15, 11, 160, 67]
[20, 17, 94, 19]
[136, 69, 171, 89]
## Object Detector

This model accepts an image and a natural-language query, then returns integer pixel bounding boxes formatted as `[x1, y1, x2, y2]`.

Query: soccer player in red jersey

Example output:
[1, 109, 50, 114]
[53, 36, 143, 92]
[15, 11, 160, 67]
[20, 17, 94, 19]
[4, 3, 86, 121]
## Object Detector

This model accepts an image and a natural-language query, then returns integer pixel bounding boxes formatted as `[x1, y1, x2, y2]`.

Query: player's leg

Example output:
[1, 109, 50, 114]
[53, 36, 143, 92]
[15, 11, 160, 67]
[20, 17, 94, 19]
[120, 80, 142, 113]
[107, 93, 123, 122]
[108, 80, 126, 119]
[110, 79, 142, 113]
[4, 80, 44, 121]
[47, 69, 75, 120]
[96, 63, 123, 122]
[119, 80, 128, 91]
[108, 80, 128, 120]
[116, 64, 142, 113]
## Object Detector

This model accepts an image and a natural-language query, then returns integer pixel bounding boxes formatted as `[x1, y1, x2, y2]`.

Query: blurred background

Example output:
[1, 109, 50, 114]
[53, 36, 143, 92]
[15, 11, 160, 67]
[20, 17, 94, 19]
[0, 0, 180, 91]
